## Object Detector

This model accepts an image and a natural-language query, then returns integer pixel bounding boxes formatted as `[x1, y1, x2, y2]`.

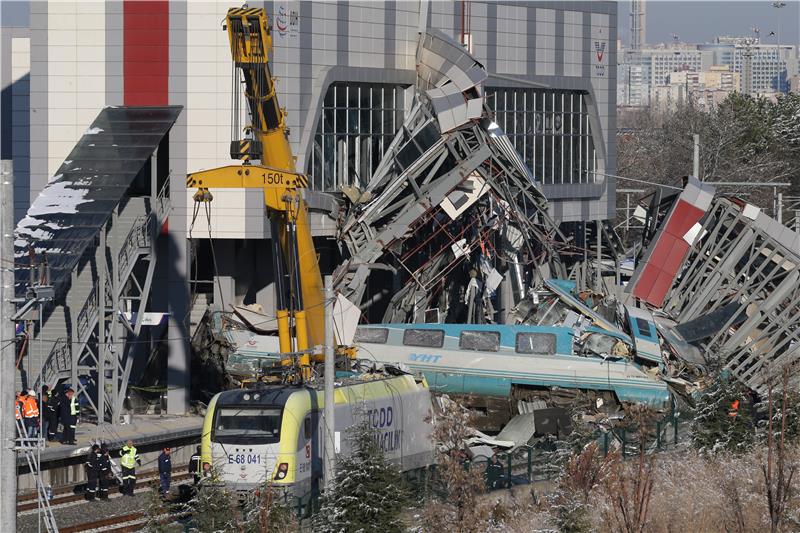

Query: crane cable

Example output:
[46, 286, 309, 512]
[204, 202, 227, 314]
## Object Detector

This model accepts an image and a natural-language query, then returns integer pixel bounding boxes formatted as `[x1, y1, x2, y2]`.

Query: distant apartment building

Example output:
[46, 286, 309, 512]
[649, 83, 686, 113]
[618, 36, 798, 110]
[698, 40, 797, 94]
[667, 66, 740, 110]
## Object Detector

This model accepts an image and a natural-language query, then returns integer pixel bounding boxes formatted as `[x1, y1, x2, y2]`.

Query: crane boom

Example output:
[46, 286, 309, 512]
[188, 7, 325, 379]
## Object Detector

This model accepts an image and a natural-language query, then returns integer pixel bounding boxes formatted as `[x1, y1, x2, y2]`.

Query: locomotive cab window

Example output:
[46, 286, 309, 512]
[213, 407, 282, 444]
[515, 332, 557, 355]
[402, 328, 444, 348]
[354, 327, 389, 344]
[459, 330, 500, 352]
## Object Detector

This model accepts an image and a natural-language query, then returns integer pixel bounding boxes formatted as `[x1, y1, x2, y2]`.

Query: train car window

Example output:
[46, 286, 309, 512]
[515, 332, 557, 355]
[635, 318, 653, 338]
[459, 330, 500, 352]
[304, 417, 312, 440]
[213, 407, 281, 444]
[353, 327, 389, 344]
[402, 328, 444, 348]
[582, 332, 631, 359]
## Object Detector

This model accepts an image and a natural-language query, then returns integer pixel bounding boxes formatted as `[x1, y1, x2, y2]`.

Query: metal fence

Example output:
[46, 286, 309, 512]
[245, 414, 688, 517]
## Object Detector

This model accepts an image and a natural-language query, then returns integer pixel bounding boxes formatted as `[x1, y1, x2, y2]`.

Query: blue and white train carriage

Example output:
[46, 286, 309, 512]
[353, 323, 671, 409]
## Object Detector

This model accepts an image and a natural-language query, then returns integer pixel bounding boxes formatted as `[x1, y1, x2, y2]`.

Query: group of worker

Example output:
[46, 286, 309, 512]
[84, 443, 113, 501]
[83, 440, 202, 500]
[15, 385, 79, 445]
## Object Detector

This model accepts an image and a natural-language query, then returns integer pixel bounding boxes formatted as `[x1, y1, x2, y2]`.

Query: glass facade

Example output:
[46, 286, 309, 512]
[308, 82, 408, 191]
[486, 88, 597, 185]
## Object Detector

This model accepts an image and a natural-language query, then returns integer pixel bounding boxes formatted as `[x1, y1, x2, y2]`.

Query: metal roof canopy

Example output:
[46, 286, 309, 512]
[14, 106, 183, 299]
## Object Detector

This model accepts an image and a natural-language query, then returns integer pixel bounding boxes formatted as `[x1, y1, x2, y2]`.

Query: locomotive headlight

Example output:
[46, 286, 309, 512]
[243, 393, 251, 401]
[274, 462, 289, 480]
[253, 393, 260, 400]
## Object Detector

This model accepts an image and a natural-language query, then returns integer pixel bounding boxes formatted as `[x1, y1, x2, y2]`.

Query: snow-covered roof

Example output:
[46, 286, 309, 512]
[14, 106, 182, 299]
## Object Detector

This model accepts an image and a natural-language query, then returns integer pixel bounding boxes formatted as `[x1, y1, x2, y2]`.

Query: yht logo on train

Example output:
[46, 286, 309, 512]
[408, 353, 442, 364]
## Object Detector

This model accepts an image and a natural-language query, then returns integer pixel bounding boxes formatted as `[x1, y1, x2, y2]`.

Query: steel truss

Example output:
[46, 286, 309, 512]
[662, 197, 800, 393]
[335, 32, 565, 322]
[34, 153, 169, 424]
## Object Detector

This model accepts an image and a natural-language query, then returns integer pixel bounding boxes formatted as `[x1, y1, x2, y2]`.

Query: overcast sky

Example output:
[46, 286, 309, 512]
[618, 0, 800, 46]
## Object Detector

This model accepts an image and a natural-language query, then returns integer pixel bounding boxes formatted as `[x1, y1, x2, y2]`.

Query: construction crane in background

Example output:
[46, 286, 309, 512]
[187, 6, 325, 380]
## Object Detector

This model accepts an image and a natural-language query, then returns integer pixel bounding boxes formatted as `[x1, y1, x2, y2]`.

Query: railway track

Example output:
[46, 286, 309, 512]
[58, 509, 191, 533]
[58, 512, 145, 533]
[17, 471, 192, 514]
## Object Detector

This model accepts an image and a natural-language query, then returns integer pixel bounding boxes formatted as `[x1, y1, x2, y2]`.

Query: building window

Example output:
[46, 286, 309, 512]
[308, 82, 408, 191]
[486, 88, 597, 185]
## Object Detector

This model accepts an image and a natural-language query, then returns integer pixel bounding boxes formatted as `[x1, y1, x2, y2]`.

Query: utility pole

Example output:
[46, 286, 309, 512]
[1, 160, 18, 532]
[323, 275, 336, 490]
[692, 134, 700, 179]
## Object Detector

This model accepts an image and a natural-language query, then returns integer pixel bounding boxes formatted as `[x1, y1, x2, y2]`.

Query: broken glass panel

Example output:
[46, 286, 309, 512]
[402, 329, 445, 348]
[582, 333, 630, 359]
[459, 330, 500, 352]
[515, 333, 557, 355]
[353, 327, 389, 344]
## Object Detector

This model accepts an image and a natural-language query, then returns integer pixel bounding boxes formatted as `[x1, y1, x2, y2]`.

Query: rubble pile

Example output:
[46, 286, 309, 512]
[196, 29, 800, 458]
[334, 29, 565, 324]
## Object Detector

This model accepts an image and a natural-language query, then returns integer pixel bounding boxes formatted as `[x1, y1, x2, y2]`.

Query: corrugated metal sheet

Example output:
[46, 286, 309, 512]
[14, 106, 182, 298]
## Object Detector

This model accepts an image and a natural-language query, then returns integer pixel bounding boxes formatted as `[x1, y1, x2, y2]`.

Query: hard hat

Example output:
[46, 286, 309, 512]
[28, 389, 35, 396]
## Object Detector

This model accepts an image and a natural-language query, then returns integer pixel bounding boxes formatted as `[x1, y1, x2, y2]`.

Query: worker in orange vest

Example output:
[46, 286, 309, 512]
[729, 399, 740, 418]
[15, 392, 23, 421]
[23, 389, 40, 438]
[15, 392, 25, 441]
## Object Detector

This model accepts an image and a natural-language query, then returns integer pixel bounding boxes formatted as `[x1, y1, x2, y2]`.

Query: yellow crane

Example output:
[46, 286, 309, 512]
[187, 6, 324, 379]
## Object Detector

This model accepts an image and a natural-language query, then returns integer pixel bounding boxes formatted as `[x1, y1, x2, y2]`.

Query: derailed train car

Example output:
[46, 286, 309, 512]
[201, 374, 435, 495]
[353, 323, 671, 418]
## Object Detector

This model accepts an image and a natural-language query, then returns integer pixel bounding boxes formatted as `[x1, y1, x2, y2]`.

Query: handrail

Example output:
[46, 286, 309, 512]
[118, 215, 151, 284]
[34, 337, 71, 390]
[76, 284, 98, 342]
[156, 175, 171, 222]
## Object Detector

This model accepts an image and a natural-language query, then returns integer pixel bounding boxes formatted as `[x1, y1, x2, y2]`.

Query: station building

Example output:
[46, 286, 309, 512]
[1, 1, 617, 414]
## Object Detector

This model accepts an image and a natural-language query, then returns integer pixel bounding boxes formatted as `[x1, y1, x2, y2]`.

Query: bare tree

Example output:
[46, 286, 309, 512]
[762, 367, 797, 533]
[616, 94, 800, 232]
[600, 406, 658, 533]
[421, 403, 490, 533]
